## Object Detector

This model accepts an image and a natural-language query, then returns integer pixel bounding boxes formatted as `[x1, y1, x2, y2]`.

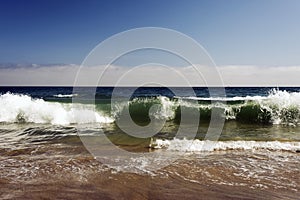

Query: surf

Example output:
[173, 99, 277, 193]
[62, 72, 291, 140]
[150, 138, 300, 152]
[1, 89, 300, 126]
[0, 92, 113, 125]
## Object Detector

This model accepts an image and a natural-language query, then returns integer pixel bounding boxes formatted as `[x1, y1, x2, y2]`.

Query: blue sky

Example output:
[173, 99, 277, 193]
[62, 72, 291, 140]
[0, 0, 300, 66]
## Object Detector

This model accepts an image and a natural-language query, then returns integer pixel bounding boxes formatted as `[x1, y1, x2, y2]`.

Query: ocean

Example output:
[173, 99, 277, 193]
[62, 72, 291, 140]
[0, 87, 299, 199]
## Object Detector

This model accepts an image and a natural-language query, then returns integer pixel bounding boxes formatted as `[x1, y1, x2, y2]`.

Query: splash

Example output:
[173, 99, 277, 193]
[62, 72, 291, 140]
[0, 93, 113, 125]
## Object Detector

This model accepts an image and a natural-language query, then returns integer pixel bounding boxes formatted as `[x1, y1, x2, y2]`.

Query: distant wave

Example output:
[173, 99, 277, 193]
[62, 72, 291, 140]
[175, 96, 268, 101]
[53, 94, 78, 98]
[151, 138, 300, 152]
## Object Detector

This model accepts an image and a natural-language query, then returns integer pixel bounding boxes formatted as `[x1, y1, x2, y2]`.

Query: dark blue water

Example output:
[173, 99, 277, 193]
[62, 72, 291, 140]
[1, 86, 300, 100]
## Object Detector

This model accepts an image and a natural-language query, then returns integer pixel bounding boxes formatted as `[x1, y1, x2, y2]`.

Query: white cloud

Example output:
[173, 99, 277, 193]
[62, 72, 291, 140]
[0, 64, 299, 86]
[218, 65, 300, 86]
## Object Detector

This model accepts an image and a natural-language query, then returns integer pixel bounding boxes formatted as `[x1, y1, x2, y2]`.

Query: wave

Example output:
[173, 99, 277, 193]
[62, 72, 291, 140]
[0, 93, 113, 125]
[151, 138, 300, 152]
[222, 89, 300, 125]
[53, 94, 78, 98]
[112, 89, 300, 125]
[111, 96, 176, 122]
[175, 96, 268, 101]
[1, 89, 300, 125]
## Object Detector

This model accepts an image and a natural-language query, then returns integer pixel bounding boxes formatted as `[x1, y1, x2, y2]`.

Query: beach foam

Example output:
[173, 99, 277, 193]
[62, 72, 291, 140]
[152, 138, 300, 152]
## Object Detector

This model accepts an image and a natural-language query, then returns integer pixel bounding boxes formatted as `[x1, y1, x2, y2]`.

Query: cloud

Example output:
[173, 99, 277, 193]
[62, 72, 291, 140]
[218, 65, 300, 86]
[0, 64, 299, 86]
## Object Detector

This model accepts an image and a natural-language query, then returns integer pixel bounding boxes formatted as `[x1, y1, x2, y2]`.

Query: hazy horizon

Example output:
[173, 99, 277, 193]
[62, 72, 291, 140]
[0, 63, 299, 86]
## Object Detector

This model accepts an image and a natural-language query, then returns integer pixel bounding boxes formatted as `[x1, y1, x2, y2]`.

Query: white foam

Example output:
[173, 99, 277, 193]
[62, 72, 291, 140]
[176, 96, 267, 101]
[259, 89, 300, 124]
[152, 138, 300, 152]
[150, 96, 176, 120]
[53, 94, 78, 98]
[0, 92, 114, 125]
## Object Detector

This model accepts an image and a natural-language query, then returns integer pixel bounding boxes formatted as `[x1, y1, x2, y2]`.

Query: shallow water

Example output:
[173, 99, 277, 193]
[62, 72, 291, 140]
[0, 136, 299, 199]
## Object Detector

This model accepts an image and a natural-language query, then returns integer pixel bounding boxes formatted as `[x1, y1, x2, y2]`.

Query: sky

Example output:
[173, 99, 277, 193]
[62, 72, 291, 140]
[0, 0, 300, 86]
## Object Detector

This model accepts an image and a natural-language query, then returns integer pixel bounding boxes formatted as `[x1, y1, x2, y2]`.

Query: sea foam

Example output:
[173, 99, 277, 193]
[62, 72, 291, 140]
[152, 138, 300, 152]
[0, 92, 113, 125]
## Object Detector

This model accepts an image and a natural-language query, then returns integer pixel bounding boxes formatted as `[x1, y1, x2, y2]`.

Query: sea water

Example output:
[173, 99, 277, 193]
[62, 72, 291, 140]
[0, 87, 299, 199]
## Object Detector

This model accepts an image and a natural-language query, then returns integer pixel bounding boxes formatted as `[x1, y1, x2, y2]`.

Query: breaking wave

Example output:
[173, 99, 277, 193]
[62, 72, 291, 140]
[1, 89, 300, 125]
[0, 93, 113, 125]
[112, 89, 300, 125]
